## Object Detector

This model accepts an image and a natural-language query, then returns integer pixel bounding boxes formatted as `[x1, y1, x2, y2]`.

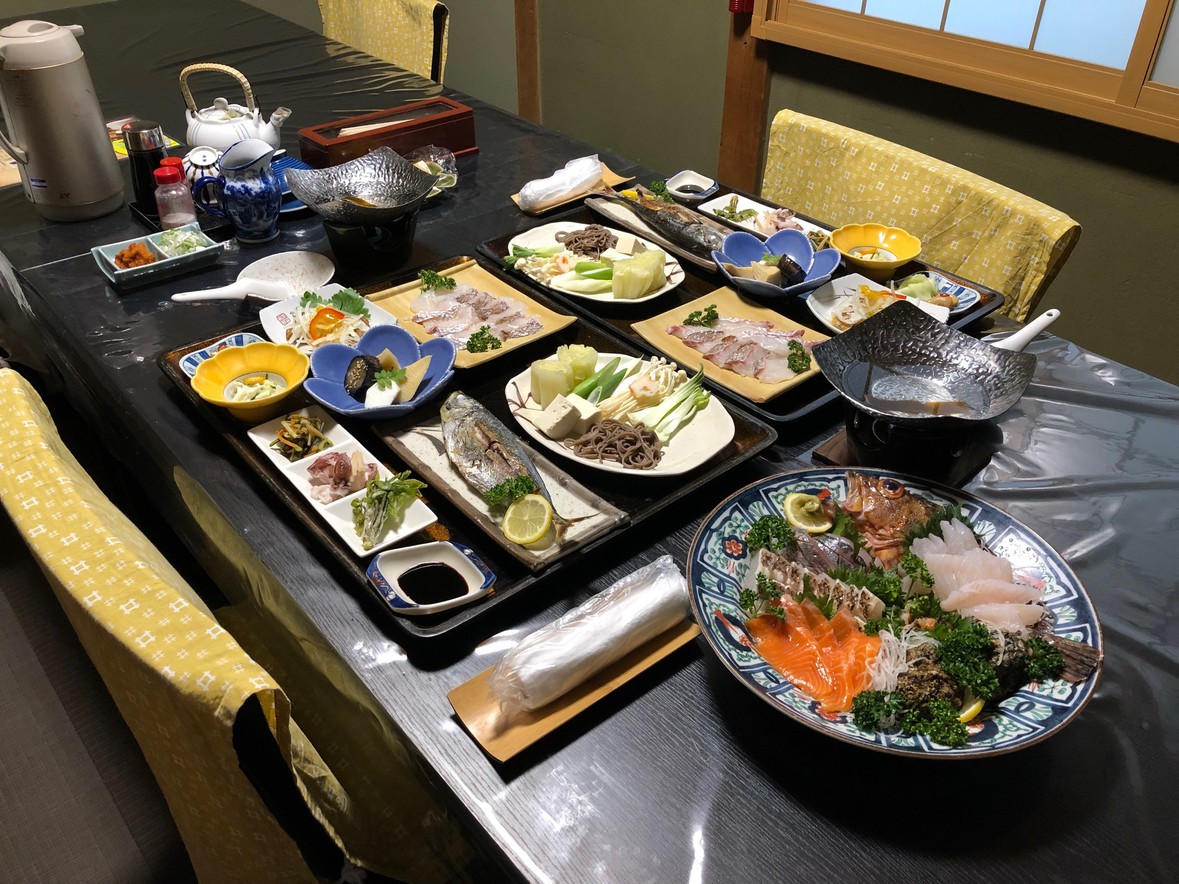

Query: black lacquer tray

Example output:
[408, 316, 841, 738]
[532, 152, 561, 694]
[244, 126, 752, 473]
[158, 257, 777, 639]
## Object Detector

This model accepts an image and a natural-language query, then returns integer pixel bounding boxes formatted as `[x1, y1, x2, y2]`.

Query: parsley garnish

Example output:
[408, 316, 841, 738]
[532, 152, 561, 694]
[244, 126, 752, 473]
[740, 572, 786, 621]
[684, 303, 719, 327]
[787, 340, 811, 374]
[900, 550, 934, 587]
[648, 180, 675, 204]
[299, 287, 370, 320]
[465, 325, 502, 353]
[419, 269, 456, 291]
[906, 504, 975, 543]
[745, 515, 795, 553]
[1024, 637, 1065, 681]
[827, 563, 905, 609]
[374, 368, 407, 389]
[484, 475, 537, 508]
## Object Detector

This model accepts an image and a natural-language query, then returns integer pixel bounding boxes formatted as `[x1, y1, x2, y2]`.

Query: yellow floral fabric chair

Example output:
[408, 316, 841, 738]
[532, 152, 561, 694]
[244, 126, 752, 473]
[0, 368, 467, 883]
[761, 109, 1080, 321]
[320, 0, 449, 83]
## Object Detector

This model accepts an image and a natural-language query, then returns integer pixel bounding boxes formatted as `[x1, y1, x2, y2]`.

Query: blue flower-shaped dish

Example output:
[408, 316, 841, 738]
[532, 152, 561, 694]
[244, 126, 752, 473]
[306, 325, 456, 419]
[712, 229, 841, 300]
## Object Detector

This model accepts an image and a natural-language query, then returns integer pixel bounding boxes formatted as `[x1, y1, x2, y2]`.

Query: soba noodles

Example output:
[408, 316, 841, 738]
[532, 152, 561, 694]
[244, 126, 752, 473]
[563, 419, 663, 470]
[555, 224, 618, 259]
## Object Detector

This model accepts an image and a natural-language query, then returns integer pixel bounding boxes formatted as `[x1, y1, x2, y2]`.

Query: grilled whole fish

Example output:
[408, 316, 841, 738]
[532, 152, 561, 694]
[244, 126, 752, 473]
[592, 187, 725, 258]
[440, 391, 554, 507]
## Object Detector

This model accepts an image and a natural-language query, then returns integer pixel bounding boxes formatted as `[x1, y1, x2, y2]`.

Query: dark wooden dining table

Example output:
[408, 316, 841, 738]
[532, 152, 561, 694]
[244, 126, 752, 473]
[2, 2, 1176, 882]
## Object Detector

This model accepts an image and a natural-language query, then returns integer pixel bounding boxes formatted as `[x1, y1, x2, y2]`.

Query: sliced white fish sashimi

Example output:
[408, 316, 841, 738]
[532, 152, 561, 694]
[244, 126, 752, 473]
[411, 283, 542, 348]
[666, 317, 814, 384]
[911, 519, 1046, 634]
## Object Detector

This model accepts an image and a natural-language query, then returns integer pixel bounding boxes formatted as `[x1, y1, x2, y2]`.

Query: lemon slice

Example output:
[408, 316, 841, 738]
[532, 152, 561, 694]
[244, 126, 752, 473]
[784, 492, 832, 534]
[502, 493, 553, 545]
[958, 696, 985, 723]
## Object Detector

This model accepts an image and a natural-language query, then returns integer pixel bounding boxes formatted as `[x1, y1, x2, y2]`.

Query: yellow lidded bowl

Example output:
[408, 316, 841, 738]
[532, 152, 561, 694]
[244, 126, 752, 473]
[191, 341, 309, 422]
[830, 223, 922, 280]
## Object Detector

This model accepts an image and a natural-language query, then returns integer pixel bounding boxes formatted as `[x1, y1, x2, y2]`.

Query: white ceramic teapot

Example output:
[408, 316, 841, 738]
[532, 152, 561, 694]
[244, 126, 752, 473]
[179, 62, 290, 151]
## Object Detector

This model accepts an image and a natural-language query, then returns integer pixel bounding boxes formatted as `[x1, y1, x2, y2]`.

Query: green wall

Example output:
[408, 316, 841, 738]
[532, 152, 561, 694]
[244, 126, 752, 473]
[766, 44, 1178, 385]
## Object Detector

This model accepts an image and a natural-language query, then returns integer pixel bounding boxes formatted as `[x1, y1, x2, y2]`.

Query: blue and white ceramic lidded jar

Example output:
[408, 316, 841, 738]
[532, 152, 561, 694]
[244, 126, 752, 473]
[192, 138, 282, 243]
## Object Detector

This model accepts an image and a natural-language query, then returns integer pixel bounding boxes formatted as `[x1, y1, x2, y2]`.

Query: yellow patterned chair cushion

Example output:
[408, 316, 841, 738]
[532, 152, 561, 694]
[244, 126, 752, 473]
[320, 0, 449, 82]
[0, 369, 472, 883]
[761, 109, 1080, 321]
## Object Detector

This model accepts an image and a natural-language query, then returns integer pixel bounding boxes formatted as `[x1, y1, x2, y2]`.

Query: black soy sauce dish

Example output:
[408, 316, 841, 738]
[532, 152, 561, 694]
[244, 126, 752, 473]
[366, 541, 495, 616]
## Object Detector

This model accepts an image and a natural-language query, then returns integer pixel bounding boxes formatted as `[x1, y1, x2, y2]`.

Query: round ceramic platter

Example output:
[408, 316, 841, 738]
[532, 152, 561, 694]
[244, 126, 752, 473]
[505, 353, 735, 477]
[687, 468, 1103, 758]
[508, 221, 685, 304]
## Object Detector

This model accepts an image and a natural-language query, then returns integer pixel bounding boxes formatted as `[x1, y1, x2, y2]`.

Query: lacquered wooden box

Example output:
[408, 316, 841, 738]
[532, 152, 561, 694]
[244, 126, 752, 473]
[297, 96, 478, 168]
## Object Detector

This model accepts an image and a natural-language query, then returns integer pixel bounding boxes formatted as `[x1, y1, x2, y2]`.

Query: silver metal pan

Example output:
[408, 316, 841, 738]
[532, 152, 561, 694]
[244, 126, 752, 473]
[813, 301, 1060, 424]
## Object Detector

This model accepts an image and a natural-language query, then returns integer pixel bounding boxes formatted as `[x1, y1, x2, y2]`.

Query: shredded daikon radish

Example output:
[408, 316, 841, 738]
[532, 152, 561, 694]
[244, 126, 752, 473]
[867, 624, 939, 693]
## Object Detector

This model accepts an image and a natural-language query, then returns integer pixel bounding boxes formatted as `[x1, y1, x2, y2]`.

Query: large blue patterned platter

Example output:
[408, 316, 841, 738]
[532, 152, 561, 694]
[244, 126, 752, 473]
[687, 468, 1103, 758]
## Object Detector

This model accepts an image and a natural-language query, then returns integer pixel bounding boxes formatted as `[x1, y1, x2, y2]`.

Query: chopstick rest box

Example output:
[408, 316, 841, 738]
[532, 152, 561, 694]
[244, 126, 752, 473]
[298, 97, 477, 168]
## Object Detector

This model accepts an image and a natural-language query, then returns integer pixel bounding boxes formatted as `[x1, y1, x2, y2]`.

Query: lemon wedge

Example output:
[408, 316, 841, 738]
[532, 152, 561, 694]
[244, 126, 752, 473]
[784, 492, 832, 534]
[958, 696, 985, 723]
[502, 493, 553, 546]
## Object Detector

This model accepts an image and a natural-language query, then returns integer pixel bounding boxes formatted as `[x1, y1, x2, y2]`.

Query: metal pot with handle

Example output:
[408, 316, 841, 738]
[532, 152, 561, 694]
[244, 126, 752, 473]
[813, 301, 1061, 425]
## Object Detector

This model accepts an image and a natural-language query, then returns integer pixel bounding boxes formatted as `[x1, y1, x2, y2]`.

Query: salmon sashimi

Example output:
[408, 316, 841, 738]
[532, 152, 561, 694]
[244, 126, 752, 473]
[747, 597, 881, 714]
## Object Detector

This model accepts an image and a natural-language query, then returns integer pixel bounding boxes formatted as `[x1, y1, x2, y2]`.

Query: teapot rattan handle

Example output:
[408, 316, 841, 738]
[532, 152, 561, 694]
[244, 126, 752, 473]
[178, 63, 257, 114]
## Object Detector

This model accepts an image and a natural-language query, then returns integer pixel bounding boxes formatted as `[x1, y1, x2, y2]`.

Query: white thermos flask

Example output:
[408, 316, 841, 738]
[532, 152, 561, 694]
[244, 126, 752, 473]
[0, 20, 124, 221]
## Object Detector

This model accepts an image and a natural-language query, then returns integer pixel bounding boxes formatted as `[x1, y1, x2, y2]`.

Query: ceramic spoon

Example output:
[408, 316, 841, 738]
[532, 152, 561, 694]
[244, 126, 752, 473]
[171, 251, 335, 303]
[991, 308, 1061, 352]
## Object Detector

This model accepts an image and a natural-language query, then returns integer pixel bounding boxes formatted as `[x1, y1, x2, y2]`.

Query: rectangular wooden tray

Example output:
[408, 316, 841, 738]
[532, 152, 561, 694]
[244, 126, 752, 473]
[478, 201, 1005, 427]
[157, 269, 777, 639]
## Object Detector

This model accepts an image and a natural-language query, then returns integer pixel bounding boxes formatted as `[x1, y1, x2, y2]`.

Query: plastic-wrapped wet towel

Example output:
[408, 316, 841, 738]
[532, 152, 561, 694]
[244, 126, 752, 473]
[517, 155, 604, 212]
[489, 555, 689, 712]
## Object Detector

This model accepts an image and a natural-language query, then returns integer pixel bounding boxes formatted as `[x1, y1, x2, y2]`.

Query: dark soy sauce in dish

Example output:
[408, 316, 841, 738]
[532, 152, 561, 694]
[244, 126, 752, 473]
[397, 562, 469, 604]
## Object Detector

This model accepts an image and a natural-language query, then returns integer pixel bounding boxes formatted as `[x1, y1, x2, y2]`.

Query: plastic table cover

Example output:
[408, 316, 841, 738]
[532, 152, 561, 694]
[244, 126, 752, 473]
[1, 2, 1176, 881]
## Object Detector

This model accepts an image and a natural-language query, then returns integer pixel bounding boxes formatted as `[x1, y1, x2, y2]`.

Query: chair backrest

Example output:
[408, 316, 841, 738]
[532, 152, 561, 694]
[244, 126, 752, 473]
[0, 368, 317, 884]
[761, 109, 1081, 320]
[319, 0, 450, 83]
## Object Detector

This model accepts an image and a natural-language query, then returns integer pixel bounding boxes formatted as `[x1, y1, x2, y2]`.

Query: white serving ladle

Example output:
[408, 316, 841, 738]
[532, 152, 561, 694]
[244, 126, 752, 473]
[991, 308, 1061, 352]
[171, 251, 335, 303]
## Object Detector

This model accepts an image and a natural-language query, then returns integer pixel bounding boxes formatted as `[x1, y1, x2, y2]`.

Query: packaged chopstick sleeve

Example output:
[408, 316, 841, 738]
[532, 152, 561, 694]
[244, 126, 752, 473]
[517, 154, 603, 212]
[489, 555, 690, 712]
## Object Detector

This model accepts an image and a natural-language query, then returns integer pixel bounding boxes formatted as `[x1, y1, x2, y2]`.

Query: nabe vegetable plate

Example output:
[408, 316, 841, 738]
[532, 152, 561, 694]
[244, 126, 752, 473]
[507, 221, 685, 304]
[687, 468, 1102, 758]
[504, 353, 735, 477]
[259, 283, 399, 351]
[245, 405, 437, 558]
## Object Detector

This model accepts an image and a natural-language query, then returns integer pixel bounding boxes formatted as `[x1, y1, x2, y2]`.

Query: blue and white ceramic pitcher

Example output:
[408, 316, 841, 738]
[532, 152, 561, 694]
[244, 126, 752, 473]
[193, 139, 281, 243]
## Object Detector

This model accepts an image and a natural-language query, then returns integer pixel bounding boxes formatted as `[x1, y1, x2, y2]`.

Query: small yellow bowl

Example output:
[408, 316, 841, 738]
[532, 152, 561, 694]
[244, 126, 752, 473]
[830, 223, 922, 280]
[191, 341, 309, 422]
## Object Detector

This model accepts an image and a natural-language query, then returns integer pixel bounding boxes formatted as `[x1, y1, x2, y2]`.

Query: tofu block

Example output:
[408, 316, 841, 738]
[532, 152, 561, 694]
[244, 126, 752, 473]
[531, 394, 580, 440]
[564, 393, 603, 436]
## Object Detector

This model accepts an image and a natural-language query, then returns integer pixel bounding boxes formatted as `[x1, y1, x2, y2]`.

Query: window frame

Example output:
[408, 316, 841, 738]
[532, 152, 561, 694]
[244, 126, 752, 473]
[753, 0, 1179, 142]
